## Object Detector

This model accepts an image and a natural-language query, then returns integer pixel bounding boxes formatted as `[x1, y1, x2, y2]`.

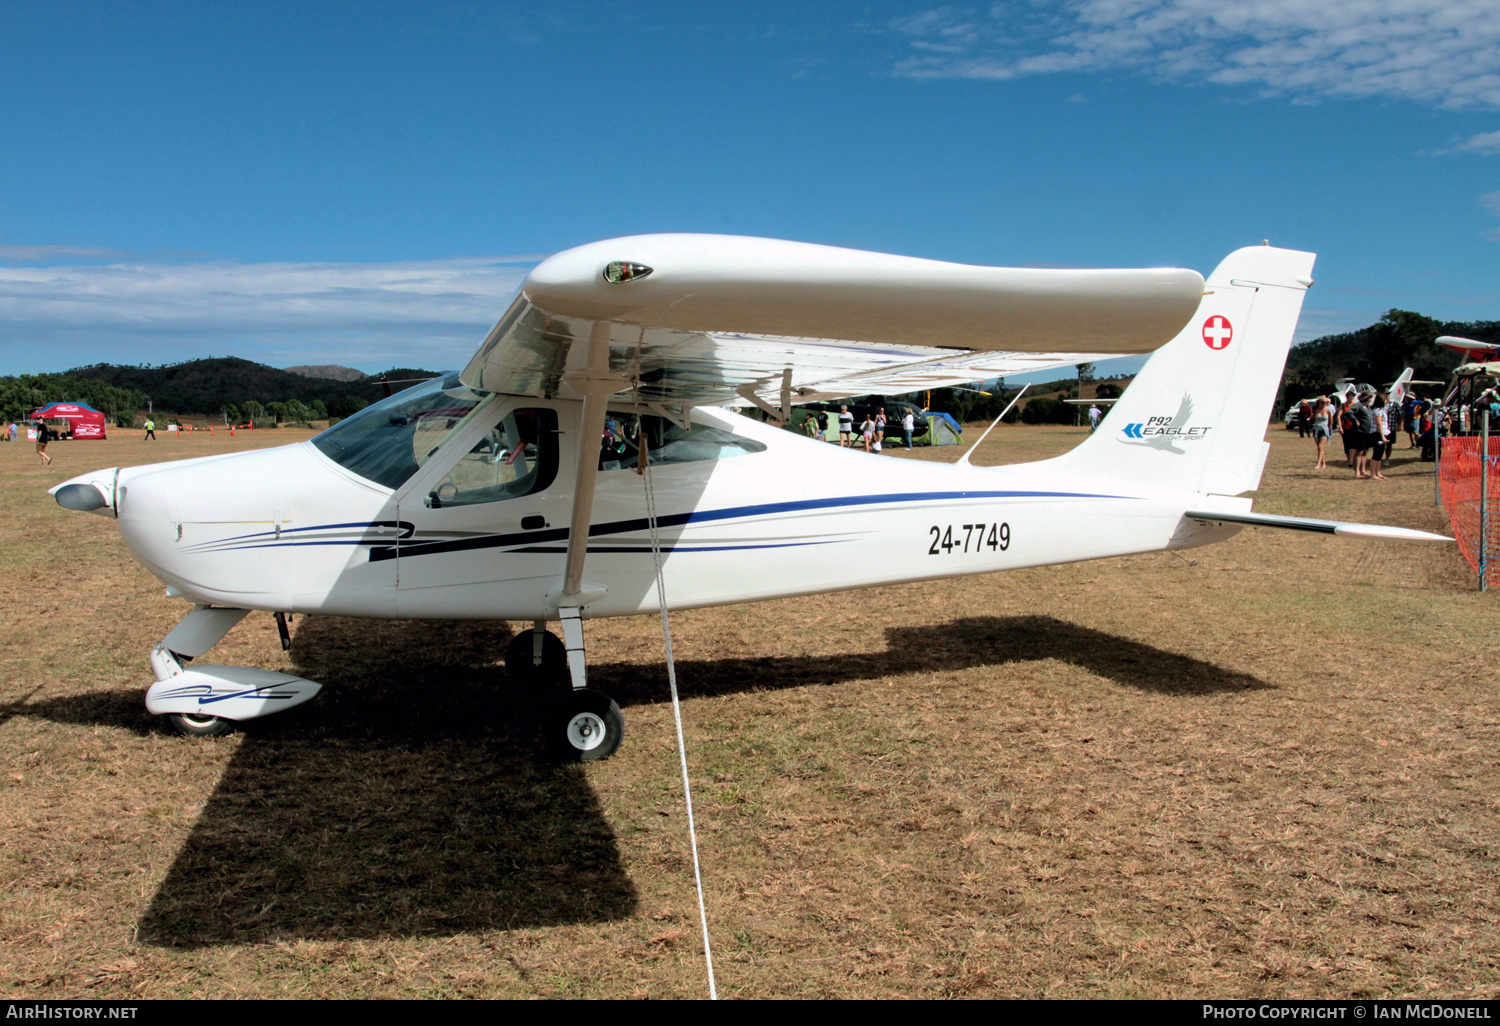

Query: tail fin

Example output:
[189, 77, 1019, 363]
[1048, 245, 1315, 496]
[1389, 367, 1413, 408]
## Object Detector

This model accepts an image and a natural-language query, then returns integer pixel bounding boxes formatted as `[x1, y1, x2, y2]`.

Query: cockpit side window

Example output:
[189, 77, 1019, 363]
[425, 407, 559, 509]
[598, 413, 766, 471]
[311, 374, 492, 490]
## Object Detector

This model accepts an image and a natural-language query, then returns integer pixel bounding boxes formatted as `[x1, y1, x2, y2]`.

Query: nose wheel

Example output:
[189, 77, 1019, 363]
[553, 687, 624, 762]
[167, 712, 235, 737]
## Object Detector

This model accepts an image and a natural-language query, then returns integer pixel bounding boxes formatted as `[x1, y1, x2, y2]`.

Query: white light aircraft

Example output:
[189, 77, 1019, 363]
[1436, 335, 1500, 364]
[50, 235, 1451, 759]
[1389, 368, 1414, 407]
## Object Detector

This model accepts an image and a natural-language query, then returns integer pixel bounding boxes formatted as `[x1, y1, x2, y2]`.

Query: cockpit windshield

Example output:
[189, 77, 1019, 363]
[311, 374, 493, 490]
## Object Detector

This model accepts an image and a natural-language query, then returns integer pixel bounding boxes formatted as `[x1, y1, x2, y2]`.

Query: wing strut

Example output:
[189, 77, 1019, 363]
[956, 384, 1029, 467]
[558, 319, 613, 604]
[734, 367, 793, 423]
[552, 320, 615, 690]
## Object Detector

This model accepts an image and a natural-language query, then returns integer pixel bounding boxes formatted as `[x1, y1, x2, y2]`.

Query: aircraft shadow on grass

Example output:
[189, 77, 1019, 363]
[13, 614, 1268, 947]
[588, 614, 1273, 707]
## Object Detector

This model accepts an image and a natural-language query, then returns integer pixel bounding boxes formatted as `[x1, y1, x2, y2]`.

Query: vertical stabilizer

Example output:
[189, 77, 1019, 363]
[1048, 245, 1315, 496]
[1389, 367, 1414, 408]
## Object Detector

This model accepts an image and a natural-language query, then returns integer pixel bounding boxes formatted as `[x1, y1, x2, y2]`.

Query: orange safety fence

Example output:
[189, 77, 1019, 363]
[1438, 435, 1500, 587]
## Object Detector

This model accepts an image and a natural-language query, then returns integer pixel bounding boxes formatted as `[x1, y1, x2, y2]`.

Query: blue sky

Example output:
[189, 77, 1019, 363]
[2, 1, 1499, 377]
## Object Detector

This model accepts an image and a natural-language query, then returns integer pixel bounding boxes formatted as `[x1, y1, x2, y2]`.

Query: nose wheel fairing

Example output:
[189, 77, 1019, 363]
[146, 665, 322, 721]
[148, 605, 322, 736]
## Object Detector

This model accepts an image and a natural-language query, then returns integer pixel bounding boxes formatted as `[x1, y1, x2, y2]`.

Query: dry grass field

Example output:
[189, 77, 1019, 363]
[1, 420, 1496, 999]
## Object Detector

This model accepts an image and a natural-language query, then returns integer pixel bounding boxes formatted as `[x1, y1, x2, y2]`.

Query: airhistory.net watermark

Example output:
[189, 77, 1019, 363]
[5, 1008, 137, 1020]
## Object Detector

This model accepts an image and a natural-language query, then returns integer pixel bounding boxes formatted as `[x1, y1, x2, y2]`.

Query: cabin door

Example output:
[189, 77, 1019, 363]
[394, 399, 570, 616]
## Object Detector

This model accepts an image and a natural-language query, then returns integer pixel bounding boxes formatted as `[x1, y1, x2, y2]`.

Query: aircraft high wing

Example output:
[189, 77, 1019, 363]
[49, 234, 1449, 760]
[1436, 335, 1500, 364]
[461, 234, 1205, 417]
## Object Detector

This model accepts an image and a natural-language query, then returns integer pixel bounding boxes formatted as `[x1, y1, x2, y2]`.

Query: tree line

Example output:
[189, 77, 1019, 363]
[914, 366, 1124, 426]
[0, 356, 442, 424]
[0, 374, 148, 425]
[1281, 309, 1499, 404]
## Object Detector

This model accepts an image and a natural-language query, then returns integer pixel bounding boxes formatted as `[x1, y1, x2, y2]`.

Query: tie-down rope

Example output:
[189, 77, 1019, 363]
[632, 395, 718, 1000]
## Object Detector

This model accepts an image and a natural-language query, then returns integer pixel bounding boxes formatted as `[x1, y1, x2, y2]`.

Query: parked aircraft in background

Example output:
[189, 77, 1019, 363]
[50, 235, 1450, 759]
[1436, 336, 1500, 364]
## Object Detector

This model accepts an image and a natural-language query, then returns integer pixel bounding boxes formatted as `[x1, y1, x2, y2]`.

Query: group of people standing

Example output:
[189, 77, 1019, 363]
[801, 405, 916, 452]
[1293, 391, 1430, 479]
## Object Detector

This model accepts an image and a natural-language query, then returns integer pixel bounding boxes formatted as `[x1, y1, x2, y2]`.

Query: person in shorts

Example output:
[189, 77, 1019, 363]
[1311, 397, 1333, 469]
[1370, 393, 1390, 481]
[35, 420, 52, 465]
[1339, 396, 1359, 468]
[1383, 390, 1400, 459]
[838, 405, 853, 447]
[1350, 392, 1377, 478]
[816, 409, 828, 442]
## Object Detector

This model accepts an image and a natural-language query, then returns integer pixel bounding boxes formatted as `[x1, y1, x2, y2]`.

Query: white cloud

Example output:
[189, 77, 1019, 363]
[0, 256, 534, 372]
[1445, 130, 1500, 154]
[1481, 190, 1500, 241]
[0, 243, 129, 262]
[892, 1, 1500, 109]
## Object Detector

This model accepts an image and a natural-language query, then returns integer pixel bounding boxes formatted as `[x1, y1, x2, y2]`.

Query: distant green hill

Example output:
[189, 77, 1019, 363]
[55, 357, 443, 417]
[283, 364, 367, 382]
[1282, 310, 1500, 402]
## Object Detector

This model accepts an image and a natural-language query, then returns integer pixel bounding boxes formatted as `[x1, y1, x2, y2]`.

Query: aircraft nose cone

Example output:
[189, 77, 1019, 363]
[49, 468, 118, 518]
[55, 483, 108, 511]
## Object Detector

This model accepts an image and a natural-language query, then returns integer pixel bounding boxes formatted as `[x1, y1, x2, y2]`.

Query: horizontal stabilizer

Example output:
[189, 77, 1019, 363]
[1183, 510, 1451, 542]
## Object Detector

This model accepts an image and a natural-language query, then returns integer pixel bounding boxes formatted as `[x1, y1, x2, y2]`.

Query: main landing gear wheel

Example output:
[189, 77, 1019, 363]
[167, 712, 235, 737]
[552, 688, 624, 762]
[504, 629, 567, 685]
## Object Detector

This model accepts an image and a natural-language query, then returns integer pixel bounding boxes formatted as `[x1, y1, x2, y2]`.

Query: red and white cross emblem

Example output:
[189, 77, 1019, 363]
[1202, 315, 1233, 350]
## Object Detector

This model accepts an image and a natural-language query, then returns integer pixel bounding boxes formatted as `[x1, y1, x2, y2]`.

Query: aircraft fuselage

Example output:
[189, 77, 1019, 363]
[66, 400, 1241, 622]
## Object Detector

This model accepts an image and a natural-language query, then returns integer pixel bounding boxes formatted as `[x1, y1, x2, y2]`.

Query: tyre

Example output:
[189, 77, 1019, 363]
[167, 712, 235, 737]
[552, 688, 624, 762]
[504, 629, 568, 685]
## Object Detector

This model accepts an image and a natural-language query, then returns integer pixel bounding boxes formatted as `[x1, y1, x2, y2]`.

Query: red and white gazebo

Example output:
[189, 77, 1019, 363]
[32, 401, 108, 440]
